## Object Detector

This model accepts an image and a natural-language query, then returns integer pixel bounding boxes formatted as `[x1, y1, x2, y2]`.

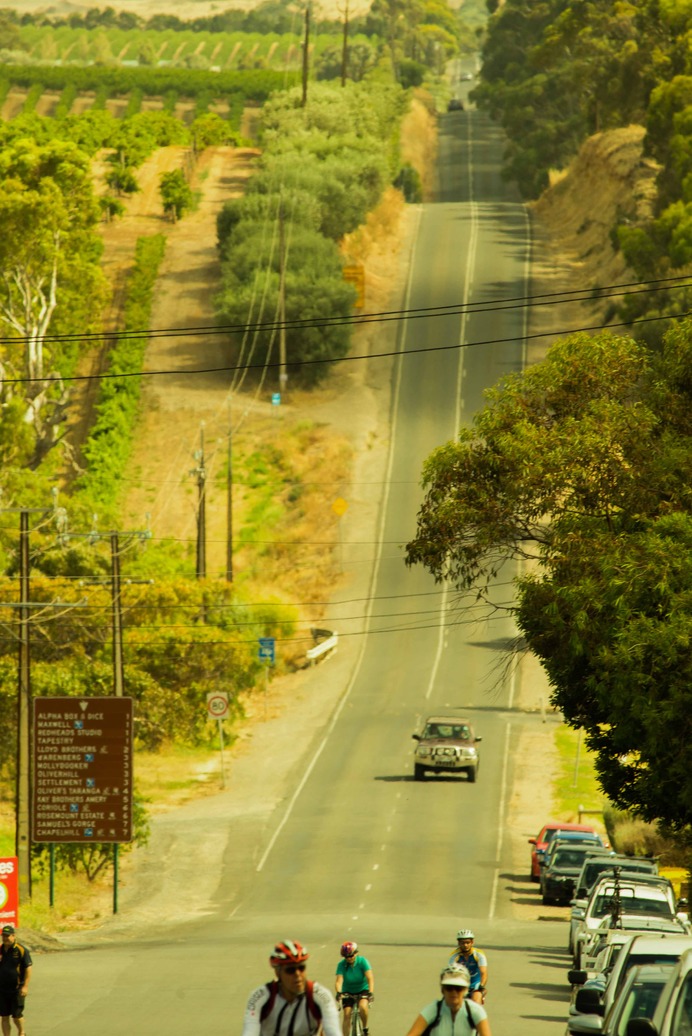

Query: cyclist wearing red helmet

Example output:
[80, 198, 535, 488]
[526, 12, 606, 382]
[334, 941, 374, 1036]
[242, 940, 341, 1036]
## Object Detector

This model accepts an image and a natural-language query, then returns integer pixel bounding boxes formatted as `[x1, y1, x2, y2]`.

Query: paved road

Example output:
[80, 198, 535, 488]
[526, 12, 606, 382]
[31, 110, 570, 1035]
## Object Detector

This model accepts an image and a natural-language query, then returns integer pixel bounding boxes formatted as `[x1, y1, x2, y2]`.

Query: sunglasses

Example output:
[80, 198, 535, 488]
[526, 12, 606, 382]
[442, 984, 466, 991]
[283, 965, 307, 975]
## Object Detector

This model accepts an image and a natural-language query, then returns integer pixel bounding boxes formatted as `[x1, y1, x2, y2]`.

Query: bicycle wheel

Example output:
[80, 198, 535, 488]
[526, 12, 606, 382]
[350, 1001, 365, 1036]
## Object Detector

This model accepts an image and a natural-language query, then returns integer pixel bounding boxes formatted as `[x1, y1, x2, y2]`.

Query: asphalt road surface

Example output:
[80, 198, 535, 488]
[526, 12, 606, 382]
[32, 110, 570, 1035]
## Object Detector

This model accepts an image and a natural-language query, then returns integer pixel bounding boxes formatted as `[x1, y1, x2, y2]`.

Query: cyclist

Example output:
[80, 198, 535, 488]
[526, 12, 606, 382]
[242, 940, 341, 1036]
[403, 964, 491, 1036]
[448, 930, 487, 1004]
[335, 941, 374, 1036]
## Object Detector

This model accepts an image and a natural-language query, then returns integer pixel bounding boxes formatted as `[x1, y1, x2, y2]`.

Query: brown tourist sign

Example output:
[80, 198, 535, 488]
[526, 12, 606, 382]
[32, 697, 134, 843]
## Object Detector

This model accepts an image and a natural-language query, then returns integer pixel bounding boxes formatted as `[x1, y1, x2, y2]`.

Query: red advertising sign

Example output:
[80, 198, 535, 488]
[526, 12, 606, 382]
[32, 697, 133, 843]
[0, 858, 19, 929]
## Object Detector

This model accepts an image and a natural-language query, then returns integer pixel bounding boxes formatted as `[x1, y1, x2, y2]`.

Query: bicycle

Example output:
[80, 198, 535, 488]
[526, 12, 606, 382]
[338, 992, 372, 1036]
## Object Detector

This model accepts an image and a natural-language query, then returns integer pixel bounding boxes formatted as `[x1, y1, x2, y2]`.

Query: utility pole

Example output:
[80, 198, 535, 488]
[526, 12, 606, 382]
[301, 1, 311, 107]
[278, 203, 288, 400]
[16, 510, 31, 902]
[341, 0, 349, 87]
[226, 398, 233, 584]
[192, 424, 207, 580]
[5, 503, 88, 902]
[111, 533, 124, 697]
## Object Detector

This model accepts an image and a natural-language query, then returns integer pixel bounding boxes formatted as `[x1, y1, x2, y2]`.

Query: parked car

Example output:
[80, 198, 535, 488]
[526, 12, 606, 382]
[580, 921, 690, 977]
[529, 822, 601, 881]
[542, 844, 611, 906]
[573, 876, 683, 968]
[602, 934, 692, 1017]
[567, 963, 674, 1036]
[576, 857, 659, 901]
[571, 863, 668, 956]
[411, 715, 481, 781]
[543, 831, 609, 868]
[447, 98, 464, 111]
[625, 946, 692, 1036]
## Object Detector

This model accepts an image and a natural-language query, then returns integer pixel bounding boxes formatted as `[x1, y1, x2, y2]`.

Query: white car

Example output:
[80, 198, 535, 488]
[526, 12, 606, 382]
[574, 877, 681, 968]
[567, 962, 673, 1036]
[602, 935, 692, 1017]
[628, 945, 692, 1036]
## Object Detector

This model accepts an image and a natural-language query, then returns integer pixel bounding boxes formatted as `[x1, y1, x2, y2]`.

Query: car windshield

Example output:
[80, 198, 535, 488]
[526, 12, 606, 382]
[423, 723, 470, 740]
[614, 979, 668, 1036]
[554, 849, 590, 868]
[583, 861, 653, 890]
[593, 890, 671, 918]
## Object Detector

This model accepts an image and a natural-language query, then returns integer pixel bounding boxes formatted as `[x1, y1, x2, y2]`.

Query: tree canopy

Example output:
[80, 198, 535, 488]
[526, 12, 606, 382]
[406, 324, 692, 832]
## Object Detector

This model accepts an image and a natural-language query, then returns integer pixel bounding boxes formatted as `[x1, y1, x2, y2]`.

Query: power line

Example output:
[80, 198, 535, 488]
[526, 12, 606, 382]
[0, 273, 689, 352]
[3, 303, 690, 387]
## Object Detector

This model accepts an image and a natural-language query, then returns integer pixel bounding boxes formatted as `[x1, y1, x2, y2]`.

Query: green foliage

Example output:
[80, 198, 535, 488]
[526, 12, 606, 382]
[406, 324, 692, 832]
[394, 161, 423, 201]
[160, 168, 194, 220]
[216, 78, 408, 383]
[474, 0, 681, 199]
[0, 61, 295, 104]
[77, 235, 166, 514]
[0, 138, 108, 476]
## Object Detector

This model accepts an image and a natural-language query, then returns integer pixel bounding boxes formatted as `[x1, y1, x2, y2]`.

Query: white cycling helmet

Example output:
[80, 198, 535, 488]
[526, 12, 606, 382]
[456, 929, 474, 940]
[441, 965, 471, 988]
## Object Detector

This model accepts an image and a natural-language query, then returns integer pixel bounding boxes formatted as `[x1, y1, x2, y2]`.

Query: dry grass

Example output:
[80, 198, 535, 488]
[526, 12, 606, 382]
[401, 93, 438, 200]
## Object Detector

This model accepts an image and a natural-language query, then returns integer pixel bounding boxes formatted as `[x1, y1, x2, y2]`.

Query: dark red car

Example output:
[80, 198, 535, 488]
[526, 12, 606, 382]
[528, 822, 600, 882]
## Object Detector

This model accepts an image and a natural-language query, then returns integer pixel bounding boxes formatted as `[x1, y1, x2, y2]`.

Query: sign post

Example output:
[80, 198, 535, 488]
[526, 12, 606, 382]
[258, 638, 275, 717]
[206, 692, 229, 788]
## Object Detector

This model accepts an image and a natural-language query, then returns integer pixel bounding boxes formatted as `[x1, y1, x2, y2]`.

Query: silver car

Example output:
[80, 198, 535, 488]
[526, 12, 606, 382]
[412, 715, 481, 782]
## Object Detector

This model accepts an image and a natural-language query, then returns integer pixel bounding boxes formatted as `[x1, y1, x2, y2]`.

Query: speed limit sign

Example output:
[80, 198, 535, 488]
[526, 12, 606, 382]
[206, 692, 229, 719]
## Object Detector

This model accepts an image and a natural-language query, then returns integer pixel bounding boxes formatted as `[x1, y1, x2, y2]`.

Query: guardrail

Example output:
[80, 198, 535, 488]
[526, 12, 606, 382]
[306, 627, 338, 666]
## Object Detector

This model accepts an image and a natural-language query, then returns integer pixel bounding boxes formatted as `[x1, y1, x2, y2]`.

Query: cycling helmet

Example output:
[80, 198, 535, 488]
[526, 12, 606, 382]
[340, 941, 358, 958]
[456, 929, 475, 940]
[441, 965, 471, 988]
[270, 940, 309, 967]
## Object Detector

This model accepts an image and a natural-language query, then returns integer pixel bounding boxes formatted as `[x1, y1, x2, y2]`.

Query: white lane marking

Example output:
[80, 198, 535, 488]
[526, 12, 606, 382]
[488, 720, 512, 919]
[256, 206, 425, 874]
[372, 863, 379, 871]
[425, 125, 479, 703]
[365, 884, 372, 891]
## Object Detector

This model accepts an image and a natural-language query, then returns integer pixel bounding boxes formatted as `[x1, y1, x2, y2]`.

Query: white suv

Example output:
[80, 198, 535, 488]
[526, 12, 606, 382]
[574, 876, 680, 968]
[411, 715, 482, 782]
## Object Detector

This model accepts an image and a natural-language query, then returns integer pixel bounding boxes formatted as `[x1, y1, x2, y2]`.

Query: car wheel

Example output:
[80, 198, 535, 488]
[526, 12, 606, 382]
[414, 764, 426, 781]
[542, 892, 553, 905]
[467, 768, 477, 783]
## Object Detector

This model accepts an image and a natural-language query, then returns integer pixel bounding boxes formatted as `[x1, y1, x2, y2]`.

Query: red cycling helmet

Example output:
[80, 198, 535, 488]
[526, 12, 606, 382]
[340, 941, 358, 958]
[270, 940, 309, 968]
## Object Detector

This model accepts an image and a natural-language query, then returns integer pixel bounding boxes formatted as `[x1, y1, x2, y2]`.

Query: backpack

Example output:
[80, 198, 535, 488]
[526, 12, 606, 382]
[422, 998, 477, 1036]
[260, 980, 322, 1030]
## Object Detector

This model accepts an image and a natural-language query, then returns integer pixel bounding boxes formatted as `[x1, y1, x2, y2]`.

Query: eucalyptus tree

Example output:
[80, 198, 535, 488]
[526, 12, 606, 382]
[406, 326, 692, 830]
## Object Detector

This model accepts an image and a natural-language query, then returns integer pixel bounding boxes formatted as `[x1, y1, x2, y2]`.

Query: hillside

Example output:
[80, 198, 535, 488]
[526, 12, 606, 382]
[527, 125, 659, 364]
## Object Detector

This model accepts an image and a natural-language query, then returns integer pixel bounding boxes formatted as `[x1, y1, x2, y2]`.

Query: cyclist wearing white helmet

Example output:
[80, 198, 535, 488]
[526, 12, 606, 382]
[447, 930, 487, 1004]
[403, 965, 491, 1036]
[242, 940, 341, 1036]
[335, 941, 374, 1036]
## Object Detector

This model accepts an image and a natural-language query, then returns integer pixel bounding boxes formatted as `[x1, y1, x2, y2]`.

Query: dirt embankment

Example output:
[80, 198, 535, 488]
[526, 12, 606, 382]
[527, 124, 658, 366]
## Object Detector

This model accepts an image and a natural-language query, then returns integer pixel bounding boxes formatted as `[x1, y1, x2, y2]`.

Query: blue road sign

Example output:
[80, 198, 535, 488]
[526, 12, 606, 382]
[258, 637, 275, 663]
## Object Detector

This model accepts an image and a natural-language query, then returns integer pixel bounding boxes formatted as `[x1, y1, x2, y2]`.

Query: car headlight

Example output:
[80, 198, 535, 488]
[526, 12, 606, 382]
[417, 747, 431, 757]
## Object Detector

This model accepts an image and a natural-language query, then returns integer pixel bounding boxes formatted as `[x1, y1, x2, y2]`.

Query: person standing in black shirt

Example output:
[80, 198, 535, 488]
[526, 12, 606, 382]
[0, 926, 32, 1036]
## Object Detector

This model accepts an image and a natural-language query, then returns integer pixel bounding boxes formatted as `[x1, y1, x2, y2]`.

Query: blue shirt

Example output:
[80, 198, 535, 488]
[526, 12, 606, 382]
[447, 949, 487, 990]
